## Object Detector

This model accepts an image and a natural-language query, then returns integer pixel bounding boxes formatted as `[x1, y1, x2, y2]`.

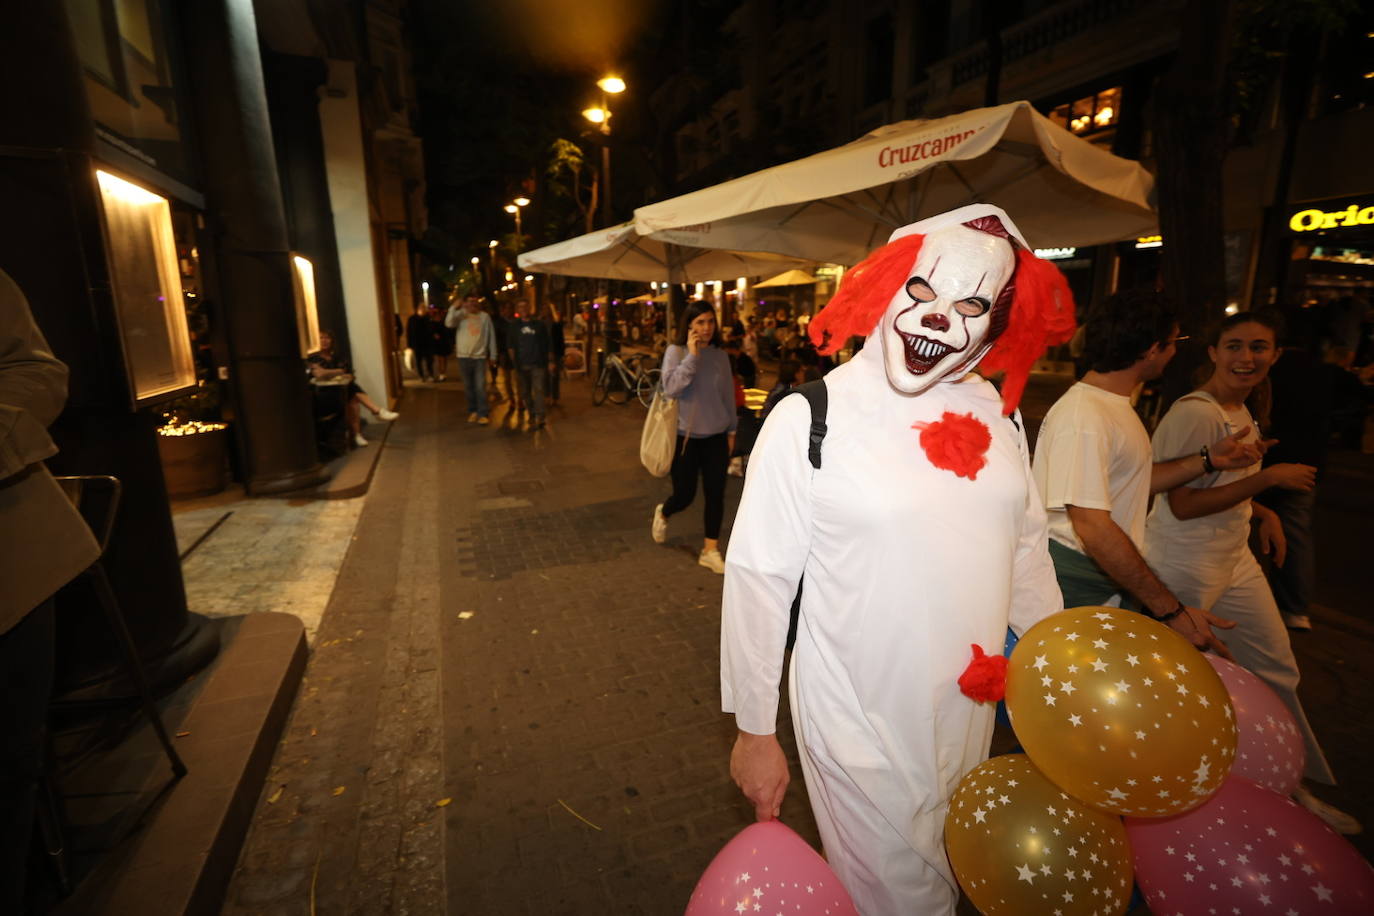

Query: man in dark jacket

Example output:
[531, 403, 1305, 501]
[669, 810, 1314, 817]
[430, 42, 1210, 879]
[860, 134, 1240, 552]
[0, 269, 101, 909]
[508, 299, 552, 429]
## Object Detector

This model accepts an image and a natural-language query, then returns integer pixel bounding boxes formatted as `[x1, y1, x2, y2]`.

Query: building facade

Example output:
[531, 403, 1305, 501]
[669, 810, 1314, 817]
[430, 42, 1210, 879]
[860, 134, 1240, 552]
[646, 0, 1374, 319]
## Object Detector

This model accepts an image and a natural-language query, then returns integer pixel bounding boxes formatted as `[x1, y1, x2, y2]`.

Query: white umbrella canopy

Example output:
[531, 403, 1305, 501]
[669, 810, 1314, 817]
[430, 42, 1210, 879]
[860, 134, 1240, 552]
[754, 268, 822, 288]
[633, 101, 1157, 265]
[516, 221, 809, 283]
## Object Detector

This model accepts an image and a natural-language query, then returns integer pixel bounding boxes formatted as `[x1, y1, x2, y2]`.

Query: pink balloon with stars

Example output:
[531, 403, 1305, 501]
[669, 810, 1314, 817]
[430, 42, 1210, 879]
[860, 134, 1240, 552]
[1204, 654, 1305, 795]
[684, 820, 859, 916]
[1126, 774, 1374, 915]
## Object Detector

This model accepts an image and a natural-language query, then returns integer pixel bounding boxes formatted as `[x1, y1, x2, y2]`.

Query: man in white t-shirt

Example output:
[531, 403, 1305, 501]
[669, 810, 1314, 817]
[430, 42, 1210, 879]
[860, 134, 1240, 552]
[1032, 288, 1262, 655]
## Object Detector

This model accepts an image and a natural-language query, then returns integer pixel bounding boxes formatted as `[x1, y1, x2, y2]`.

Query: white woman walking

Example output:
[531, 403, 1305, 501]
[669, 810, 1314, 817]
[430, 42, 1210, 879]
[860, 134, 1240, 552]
[651, 301, 737, 573]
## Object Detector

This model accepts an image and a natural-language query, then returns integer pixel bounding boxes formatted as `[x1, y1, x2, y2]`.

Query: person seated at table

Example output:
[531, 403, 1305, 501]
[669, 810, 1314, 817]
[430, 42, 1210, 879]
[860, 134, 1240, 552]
[308, 330, 397, 447]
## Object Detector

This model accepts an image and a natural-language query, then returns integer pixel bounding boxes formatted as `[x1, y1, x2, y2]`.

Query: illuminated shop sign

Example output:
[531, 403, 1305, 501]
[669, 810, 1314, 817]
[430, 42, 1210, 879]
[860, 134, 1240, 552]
[1034, 247, 1078, 260]
[1134, 236, 1163, 249]
[1288, 200, 1374, 233]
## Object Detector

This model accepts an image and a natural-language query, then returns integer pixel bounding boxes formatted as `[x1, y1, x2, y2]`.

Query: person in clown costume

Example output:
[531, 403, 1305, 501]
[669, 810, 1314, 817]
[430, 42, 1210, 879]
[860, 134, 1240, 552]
[721, 204, 1076, 914]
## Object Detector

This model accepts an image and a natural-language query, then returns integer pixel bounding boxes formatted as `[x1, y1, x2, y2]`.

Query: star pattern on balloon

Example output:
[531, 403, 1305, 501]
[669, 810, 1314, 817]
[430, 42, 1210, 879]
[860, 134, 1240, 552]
[1127, 777, 1374, 915]
[1005, 608, 1237, 816]
[946, 755, 1133, 916]
[686, 821, 859, 916]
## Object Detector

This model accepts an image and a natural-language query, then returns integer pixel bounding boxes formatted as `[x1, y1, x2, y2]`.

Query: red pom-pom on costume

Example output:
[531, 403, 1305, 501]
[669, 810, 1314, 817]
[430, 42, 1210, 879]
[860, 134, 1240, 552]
[912, 411, 992, 480]
[958, 644, 1008, 703]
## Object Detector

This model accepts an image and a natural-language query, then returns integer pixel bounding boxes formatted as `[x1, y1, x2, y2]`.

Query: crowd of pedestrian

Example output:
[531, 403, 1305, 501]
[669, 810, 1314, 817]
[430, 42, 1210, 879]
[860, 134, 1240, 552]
[399, 261, 1370, 891]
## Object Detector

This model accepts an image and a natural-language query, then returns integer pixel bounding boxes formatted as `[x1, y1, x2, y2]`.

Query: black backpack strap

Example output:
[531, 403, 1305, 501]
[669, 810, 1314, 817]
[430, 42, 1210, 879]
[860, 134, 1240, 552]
[791, 379, 828, 469]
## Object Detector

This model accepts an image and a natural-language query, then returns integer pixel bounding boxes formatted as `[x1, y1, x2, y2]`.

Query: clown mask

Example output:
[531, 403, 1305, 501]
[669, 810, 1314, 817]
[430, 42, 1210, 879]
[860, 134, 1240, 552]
[877, 224, 1015, 396]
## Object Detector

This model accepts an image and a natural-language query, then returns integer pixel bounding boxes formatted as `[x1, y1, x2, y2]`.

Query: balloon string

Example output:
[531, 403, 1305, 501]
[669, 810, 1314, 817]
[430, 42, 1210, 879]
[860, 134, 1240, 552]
[557, 798, 603, 831]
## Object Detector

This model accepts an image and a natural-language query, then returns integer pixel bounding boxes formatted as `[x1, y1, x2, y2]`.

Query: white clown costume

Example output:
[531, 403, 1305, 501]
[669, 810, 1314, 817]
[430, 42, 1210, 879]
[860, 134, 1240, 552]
[721, 206, 1074, 914]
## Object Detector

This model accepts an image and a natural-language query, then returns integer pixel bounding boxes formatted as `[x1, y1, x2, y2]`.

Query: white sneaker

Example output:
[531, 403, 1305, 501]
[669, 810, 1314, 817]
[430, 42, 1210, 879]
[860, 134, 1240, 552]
[467, 413, 478, 423]
[1293, 786, 1362, 835]
[477, 416, 489, 426]
[354, 433, 369, 447]
[651, 504, 668, 543]
[438, 374, 447, 381]
[376, 408, 399, 421]
[1283, 612, 1313, 631]
[698, 548, 725, 574]
[728, 456, 744, 477]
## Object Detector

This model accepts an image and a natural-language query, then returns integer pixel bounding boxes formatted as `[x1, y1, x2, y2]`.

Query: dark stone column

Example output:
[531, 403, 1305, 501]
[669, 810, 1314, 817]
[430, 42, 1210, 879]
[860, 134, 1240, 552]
[263, 51, 352, 363]
[182, 0, 329, 494]
[0, 3, 217, 693]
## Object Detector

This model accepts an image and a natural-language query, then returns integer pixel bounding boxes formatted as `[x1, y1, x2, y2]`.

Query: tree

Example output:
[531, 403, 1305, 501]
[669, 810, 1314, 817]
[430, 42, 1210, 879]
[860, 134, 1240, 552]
[545, 138, 599, 237]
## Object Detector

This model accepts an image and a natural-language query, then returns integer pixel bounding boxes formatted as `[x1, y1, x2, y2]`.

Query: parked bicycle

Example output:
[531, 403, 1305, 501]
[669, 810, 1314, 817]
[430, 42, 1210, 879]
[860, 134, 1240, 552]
[592, 351, 660, 407]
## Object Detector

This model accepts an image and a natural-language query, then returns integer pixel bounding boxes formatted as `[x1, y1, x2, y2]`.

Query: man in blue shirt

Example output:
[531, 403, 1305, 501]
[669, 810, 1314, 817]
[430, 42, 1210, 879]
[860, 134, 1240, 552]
[508, 299, 552, 430]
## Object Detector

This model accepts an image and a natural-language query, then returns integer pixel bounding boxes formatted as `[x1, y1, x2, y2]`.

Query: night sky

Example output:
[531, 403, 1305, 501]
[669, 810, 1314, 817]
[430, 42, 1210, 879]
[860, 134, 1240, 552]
[411, 0, 737, 263]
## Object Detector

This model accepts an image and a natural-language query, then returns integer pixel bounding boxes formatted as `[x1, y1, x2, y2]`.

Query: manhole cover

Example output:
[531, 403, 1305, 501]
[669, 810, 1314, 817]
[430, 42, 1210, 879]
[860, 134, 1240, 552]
[497, 479, 545, 496]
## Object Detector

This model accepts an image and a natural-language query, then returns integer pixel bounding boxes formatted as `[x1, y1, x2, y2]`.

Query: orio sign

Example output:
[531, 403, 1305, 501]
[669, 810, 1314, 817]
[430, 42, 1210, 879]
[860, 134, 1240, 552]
[1287, 200, 1374, 233]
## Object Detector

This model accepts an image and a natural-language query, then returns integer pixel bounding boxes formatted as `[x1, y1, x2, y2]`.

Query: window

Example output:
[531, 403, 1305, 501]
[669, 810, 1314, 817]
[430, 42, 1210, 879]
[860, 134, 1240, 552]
[96, 169, 196, 404]
[66, 0, 195, 185]
[1047, 87, 1122, 146]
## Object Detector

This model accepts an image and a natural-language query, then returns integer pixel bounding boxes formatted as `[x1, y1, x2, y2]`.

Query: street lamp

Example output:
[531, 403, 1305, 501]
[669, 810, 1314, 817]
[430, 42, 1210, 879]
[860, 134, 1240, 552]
[583, 75, 625, 228]
[504, 198, 529, 252]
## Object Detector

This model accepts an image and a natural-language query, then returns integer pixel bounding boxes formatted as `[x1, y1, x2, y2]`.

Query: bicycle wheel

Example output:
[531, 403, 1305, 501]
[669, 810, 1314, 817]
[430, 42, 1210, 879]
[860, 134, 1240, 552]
[592, 367, 610, 405]
[636, 368, 661, 407]
[606, 368, 630, 404]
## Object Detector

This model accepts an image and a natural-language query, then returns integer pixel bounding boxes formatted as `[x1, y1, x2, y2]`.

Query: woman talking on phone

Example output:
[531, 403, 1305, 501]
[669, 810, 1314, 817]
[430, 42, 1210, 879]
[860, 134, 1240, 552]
[651, 301, 737, 573]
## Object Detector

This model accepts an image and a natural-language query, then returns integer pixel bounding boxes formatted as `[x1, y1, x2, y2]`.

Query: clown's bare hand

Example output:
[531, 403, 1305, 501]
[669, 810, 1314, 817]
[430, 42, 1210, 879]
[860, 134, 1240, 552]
[1208, 427, 1264, 470]
[1168, 605, 1236, 661]
[731, 730, 789, 821]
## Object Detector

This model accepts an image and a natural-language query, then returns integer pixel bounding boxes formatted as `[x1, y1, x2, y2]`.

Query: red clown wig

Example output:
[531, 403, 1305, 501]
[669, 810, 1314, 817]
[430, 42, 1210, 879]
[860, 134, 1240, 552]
[809, 225, 1076, 415]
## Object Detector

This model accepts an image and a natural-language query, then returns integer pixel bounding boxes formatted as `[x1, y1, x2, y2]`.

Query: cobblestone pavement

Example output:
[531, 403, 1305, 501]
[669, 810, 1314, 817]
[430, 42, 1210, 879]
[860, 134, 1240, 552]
[221, 370, 1374, 915]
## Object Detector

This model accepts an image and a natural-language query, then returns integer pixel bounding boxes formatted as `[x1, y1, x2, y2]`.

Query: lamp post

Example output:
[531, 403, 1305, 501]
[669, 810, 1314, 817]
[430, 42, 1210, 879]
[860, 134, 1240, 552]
[503, 197, 529, 253]
[583, 76, 625, 229]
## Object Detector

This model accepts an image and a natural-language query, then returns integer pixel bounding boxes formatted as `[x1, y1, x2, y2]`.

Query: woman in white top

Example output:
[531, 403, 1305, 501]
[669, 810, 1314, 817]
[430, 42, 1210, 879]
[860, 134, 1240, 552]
[1143, 312, 1358, 834]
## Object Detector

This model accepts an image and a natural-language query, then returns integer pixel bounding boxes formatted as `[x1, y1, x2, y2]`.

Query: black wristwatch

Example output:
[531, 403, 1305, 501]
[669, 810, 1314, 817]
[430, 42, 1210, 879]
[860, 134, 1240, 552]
[1199, 444, 1216, 474]
[1154, 602, 1186, 624]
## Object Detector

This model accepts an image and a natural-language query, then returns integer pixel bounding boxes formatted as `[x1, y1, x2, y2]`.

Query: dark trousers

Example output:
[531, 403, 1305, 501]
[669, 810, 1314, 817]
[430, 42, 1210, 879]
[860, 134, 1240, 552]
[416, 351, 435, 379]
[515, 365, 547, 420]
[1256, 487, 1315, 616]
[662, 432, 729, 540]
[0, 599, 56, 911]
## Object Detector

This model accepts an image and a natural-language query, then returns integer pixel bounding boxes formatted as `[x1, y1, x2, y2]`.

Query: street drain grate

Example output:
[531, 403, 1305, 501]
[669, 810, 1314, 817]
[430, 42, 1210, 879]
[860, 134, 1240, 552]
[454, 498, 638, 579]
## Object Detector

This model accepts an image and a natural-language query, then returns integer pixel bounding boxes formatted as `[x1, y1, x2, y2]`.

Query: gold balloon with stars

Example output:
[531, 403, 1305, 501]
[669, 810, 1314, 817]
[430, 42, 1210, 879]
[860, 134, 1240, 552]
[1004, 607, 1236, 817]
[945, 754, 1133, 916]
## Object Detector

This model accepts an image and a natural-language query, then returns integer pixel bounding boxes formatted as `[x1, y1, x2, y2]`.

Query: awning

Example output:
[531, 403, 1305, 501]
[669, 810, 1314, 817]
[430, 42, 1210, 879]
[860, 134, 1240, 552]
[754, 269, 822, 288]
[633, 101, 1157, 264]
[516, 221, 808, 283]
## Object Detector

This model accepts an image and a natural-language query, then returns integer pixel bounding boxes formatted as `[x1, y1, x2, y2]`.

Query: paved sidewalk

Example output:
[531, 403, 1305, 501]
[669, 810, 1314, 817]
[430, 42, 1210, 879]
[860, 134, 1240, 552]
[221, 376, 819, 915]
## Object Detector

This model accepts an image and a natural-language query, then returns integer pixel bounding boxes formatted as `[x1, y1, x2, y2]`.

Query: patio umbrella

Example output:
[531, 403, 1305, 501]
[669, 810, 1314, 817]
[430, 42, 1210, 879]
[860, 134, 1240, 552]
[754, 269, 822, 288]
[517, 221, 808, 283]
[633, 101, 1157, 265]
